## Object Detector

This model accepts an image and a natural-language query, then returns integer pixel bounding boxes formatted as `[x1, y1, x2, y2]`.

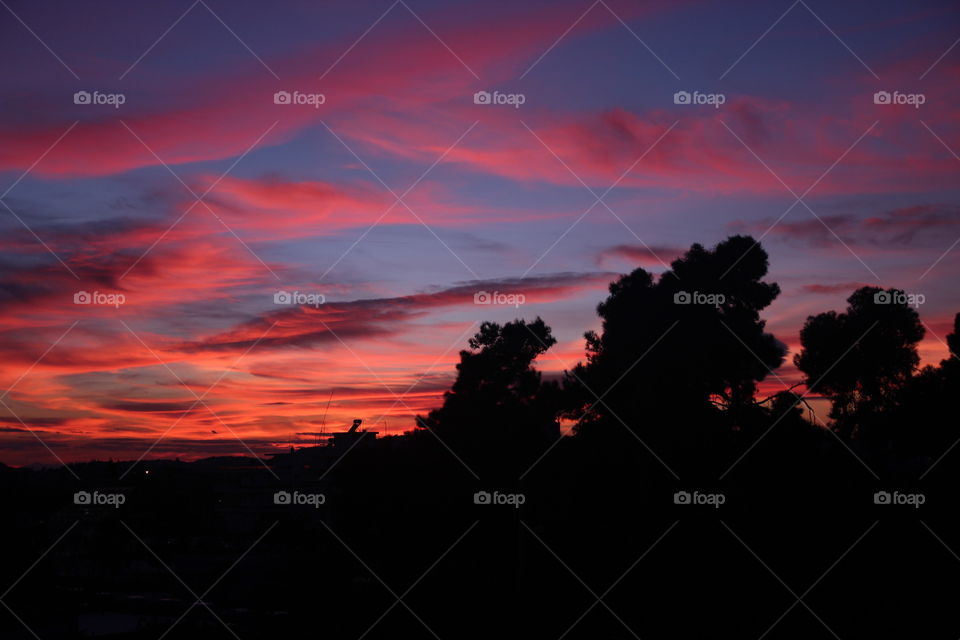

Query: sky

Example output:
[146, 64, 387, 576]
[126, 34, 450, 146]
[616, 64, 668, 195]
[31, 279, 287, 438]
[0, 0, 958, 465]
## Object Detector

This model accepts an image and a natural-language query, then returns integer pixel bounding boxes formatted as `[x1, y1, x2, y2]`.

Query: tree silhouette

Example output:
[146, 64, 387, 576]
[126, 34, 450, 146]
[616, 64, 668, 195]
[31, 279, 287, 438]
[418, 317, 561, 472]
[947, 312, 960, 364]
[929, 312, 960, 394]
[794, 286, 925, 439]
[564, 235, 785, 442]
[879, 311, 960, 459]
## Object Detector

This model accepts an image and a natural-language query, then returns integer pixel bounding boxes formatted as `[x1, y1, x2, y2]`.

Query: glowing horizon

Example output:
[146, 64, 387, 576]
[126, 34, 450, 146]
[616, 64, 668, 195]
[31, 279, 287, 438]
[1, 0, 958, 465]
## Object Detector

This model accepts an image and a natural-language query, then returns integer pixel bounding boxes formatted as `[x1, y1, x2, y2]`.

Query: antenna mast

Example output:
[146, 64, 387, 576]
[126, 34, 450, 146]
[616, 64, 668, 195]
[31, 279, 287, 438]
[320, 389, 334, 444]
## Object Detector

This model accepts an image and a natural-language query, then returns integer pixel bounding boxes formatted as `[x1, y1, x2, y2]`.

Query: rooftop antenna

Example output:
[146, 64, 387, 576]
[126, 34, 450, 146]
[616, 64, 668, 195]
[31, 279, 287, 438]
[320, 390, 333, 445]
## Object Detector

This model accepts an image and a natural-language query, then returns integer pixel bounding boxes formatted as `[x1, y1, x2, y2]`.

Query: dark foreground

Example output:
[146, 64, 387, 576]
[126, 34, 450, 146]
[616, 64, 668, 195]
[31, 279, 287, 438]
[1, 426, 957, 640]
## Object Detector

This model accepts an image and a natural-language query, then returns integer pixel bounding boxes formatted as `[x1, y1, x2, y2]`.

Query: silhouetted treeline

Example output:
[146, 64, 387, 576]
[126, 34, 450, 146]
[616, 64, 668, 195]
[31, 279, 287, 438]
[2, 236, 957, 639]
[420, 235, 959, 480]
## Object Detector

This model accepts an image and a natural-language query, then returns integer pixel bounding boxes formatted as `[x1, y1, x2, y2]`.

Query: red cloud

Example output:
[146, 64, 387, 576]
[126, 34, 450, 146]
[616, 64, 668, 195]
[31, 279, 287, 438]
[0, 2, 654, 178]
[180, 272, 616, 353]
[800, 283, 872, 294]
[595, 244, 684, 268]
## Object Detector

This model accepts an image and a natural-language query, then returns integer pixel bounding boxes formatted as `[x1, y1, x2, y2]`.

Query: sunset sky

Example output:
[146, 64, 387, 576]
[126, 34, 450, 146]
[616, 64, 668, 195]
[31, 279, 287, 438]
[1, 0, 958, 465]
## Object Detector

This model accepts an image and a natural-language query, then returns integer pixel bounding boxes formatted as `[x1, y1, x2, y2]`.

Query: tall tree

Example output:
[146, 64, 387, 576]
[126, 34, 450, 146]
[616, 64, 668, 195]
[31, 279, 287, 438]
[565, 235, 785, 437]
[947, 313, 960, 363]
[418, 317, 560, 449]
[794, 286, 924, 438]
[884, 311, 960, 458]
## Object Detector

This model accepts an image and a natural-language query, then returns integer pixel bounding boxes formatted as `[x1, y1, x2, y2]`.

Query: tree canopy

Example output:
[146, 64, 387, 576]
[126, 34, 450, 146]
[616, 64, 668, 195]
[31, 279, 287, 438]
[418, 317, 560, 446]
[564, 235, 785, 435]
[794, 286, 925, 437]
